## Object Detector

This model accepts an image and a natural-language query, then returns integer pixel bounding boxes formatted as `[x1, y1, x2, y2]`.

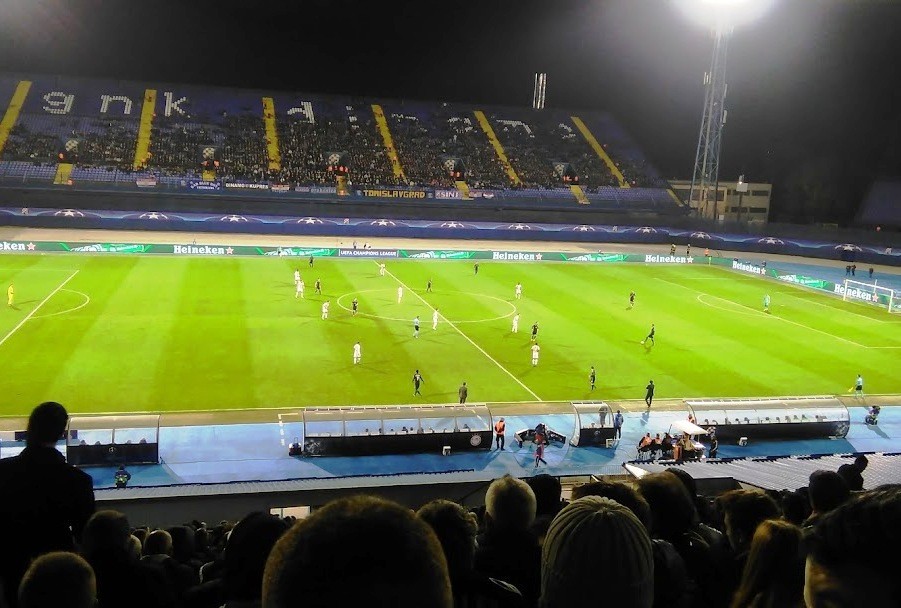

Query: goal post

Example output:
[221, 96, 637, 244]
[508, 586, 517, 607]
[841, 279, 898, 312]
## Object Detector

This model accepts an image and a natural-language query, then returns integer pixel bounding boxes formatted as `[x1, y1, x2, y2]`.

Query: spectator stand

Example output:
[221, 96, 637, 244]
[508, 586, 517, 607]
[66, 414, 160, 467]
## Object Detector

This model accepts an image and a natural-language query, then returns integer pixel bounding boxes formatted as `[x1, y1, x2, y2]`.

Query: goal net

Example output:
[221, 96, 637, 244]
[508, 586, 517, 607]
[841, 279, 898, 312]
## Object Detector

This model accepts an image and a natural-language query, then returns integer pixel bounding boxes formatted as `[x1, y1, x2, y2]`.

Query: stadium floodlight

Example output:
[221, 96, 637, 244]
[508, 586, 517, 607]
[675, 0, 775, 33]
[680, 0, 774, 220]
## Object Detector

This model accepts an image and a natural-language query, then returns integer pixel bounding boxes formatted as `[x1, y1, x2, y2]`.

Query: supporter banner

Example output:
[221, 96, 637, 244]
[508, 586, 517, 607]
[258, 247, 336, 257]
[469, 190, 496, 199]
[224, 181, 269, 191]
[188, 180, 220, 191]
[337, 248, 399, 258]
[434, 190, 461, 200]
[135, 178, 158, 188]
[270, 184, 291, 193]
[359, 188, 430, 199]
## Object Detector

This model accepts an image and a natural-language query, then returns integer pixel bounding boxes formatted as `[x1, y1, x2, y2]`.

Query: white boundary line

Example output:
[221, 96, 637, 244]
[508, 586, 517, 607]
[379, 262, 542, 401]
[771, 289, 900, 324]
[655, 277, 871, 348]
[31, 289, 90, 319]
[0, 270, 79, 349]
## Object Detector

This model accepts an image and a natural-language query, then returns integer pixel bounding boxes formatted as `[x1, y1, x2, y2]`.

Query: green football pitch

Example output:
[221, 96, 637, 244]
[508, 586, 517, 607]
[0, 253, 899, 417]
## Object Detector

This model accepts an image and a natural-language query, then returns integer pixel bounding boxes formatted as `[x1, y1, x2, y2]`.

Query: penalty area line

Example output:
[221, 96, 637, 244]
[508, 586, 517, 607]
[0, 270, 79, 349]
[378, 262, 542, 401]
[655, 277, 869, 348]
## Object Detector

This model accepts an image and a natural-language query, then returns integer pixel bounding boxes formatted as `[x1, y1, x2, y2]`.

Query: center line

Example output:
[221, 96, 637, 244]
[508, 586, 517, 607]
[378, 262, 541, 401]
[0, 270, 80, 349]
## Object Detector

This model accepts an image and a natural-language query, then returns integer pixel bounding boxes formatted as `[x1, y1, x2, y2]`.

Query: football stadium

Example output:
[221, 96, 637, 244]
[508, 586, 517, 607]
[1, 1, 901, 606]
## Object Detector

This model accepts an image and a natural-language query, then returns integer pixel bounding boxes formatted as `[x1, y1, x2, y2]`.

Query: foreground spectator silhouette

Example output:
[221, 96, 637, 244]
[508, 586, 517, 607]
[836, 454, 867, 491]
[0, 402, 95, 608]
[81, 510, 175, 608]
[417, 499, 525, 607]
[474, 475, 541, 605]
[540, 496, 654, 608]
[637, 472, 727, 605]
[572, 479, 690, 608]
[730, 519, 804, 608]
[219, 512, 289, 608]
[716, 489, 780, 598]
[804, 485, 901, 606]
[142, 529, 197, 604]
[804, 470, 850, 527]
[17, 552, 96, 608]
[262, 495, 452, 608]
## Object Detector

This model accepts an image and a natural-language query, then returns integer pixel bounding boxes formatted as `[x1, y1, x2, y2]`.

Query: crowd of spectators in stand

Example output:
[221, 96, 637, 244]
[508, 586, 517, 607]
[1, 104, 667, 191]
[0, 401, 893, 608]
[276, 114, 402, 188]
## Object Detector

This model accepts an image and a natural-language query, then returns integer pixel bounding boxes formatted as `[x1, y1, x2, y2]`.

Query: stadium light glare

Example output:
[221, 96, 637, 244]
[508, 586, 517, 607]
[674, 0, 775, 32]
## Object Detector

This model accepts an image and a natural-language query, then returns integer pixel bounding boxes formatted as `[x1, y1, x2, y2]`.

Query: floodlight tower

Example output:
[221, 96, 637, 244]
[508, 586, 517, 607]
[680, 0, 773, 220]
[689, 29, 729, 220]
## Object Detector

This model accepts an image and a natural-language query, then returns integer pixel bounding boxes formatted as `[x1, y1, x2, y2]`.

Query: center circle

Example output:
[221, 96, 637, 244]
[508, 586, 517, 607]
[336, 288, 517, 324]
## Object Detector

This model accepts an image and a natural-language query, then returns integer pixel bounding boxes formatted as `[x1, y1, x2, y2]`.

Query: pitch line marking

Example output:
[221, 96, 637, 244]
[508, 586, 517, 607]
[31, 289, 90, 319]
[655, 277, 869, 348]
[0, 270, 79, 349]
[377, 262, 542, 401]
[771, 290, 899, 324]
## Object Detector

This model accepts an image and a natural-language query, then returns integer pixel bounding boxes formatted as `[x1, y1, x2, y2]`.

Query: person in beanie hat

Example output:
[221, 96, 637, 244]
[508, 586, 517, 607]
[540, 496, 654, 608]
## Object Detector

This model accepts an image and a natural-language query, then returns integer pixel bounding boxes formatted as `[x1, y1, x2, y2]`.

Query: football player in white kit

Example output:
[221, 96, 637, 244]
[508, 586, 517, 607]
[515, 282, 522, 300]
[321, 300, 330, 320]
[296, 279, 305, 299]
[397, 286, 403, 303]
[432, 308, 439, 330]
[511, 313, 520, 333]
[531, 342, 540, 366]
[353, 341, 362, 364]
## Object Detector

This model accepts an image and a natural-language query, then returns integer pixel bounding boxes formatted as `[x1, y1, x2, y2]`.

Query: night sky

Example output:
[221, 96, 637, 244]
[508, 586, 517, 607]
[0, 0, 899, 221]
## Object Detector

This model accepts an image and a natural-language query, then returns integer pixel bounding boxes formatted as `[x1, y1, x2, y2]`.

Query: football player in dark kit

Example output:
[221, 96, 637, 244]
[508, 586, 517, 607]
[351, 298, 358, 316]
[531, 322, 539, 342]
[645, 380, 655, 408]
[412, 370, 424, 396]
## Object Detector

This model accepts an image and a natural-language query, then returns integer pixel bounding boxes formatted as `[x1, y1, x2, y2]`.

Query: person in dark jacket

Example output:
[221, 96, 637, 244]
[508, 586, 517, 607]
[418, 499, 525, 608]
[0, 402, 95, 608]
[474, 475, 541, 606]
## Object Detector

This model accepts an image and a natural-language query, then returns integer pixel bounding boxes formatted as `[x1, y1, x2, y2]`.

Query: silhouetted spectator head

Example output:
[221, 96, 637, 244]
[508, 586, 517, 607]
[804, 485, 901, 607]
[143, 530, 173, 557]
[808, 470, 850, 515]
[730, 519, 804, 608]
[781, 490, 811, 526]
[223, 512, 289, 603]
[166, 526, 196, 563]
[837, 455, 868, 492]
[854, 454, 869, 471]
[126, 535, 142, 560]
[484, 474, 537, 532]
[636, 471, 697, 540]
[18, 552, 96, 608]
[571, 480, 651, 530]
[666, 467, 698, 499]
[717, 490, 780, 554]
[81, 510, 132, 560]
[263, 495, 452, 608]
[26, 401, 68, 447]
[417, 499, 478, 582]
[540, 496, 653, 608]
[525, 474, 563, 517]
